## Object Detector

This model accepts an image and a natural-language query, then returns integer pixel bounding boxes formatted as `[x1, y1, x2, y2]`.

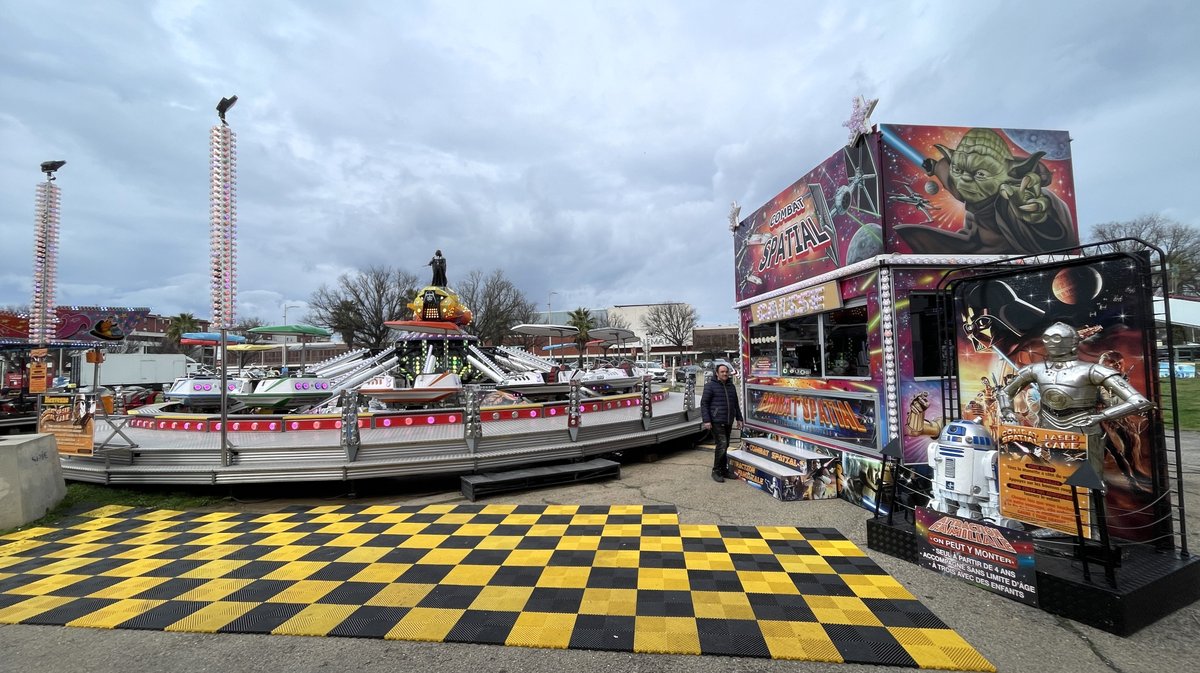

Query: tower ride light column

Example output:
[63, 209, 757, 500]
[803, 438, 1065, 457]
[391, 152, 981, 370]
[30, 161, 65, 345]
[212, 95, 239, 465]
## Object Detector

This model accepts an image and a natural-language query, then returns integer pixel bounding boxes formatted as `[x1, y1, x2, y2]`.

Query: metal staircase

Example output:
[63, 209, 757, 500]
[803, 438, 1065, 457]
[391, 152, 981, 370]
[496, 345, 556, 372]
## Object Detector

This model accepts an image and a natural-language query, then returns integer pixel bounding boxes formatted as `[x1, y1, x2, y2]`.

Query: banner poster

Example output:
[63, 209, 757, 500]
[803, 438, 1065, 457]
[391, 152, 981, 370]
[28, 363, 48, 393]
[740, 441, 840, 501]
[727, 454, 805, 502]
[733, 142, 883, 302]
[916, 507, 1039, 607]
[901, 380, 944, 464]
[953, 254, 1161, 542]
[879, 124, 1079, 256]
[0, 312, 26, 339]
[997, 425, 1090, 537]
[38, 393, 96, 455]
[841, 451, 889, 515]
[746, 386, 878, 452]
[0, 307, 149, 342]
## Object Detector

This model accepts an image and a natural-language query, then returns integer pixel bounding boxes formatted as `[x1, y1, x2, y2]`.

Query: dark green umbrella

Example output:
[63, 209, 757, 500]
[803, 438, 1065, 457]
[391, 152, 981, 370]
[247, 324, 333, 372]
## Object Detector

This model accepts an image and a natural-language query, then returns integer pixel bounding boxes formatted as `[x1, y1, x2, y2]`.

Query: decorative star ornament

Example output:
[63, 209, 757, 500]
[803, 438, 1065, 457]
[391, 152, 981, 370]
[842, 95, 879, 146]
[728, 201, 742, 232]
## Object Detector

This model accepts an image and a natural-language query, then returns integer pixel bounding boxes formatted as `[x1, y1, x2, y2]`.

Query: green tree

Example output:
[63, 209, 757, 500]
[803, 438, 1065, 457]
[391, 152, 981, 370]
[566, 307, 595, 368]
[163, 312, 202, 359]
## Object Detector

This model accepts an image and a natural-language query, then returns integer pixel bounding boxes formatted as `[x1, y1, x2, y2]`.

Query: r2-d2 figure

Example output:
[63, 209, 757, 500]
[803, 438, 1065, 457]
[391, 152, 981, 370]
[927, 419, 1015, 526]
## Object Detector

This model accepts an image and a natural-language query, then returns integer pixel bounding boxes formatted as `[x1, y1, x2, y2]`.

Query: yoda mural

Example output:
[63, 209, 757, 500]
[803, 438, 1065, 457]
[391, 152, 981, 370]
[885, 126, 1079, 256]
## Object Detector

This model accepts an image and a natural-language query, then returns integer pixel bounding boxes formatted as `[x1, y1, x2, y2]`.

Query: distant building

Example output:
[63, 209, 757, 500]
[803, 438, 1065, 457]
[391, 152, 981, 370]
[692, 325, 739, 360]
[531, 302, 737, 364]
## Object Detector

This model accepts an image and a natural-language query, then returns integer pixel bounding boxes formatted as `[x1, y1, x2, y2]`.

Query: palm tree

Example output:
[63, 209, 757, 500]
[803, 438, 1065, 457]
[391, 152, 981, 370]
[566, 307, 595, 369]
[163, 312, 201, 359]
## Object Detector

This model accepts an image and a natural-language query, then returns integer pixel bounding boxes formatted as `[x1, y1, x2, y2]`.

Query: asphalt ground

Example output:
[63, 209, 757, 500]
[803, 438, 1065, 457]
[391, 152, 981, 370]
[1, 431, 1197, 673]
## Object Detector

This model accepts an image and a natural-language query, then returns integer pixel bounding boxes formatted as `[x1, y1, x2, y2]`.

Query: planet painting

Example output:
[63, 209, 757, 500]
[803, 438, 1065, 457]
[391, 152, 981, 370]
[1051, 266, 1102, 305]
[845, 223, 884, 265]
[1003, 128, 1072, 161]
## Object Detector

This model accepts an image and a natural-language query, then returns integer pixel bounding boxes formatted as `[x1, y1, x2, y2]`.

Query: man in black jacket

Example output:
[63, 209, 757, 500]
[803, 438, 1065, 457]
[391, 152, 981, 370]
[701, 363, 743, 483]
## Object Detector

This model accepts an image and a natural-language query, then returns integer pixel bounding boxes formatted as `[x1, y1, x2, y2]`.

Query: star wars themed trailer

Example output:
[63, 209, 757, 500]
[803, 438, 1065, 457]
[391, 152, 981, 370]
[730, 123, 1079, 510]
[732, 119, 1198, 633]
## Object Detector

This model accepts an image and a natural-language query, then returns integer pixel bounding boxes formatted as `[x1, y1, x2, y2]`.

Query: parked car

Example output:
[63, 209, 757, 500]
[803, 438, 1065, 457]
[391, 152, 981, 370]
[115, 386, 159, 410]
[705, 359, 739, 378]
[674, 365, 703, 383]
[634, 360, 669, 382]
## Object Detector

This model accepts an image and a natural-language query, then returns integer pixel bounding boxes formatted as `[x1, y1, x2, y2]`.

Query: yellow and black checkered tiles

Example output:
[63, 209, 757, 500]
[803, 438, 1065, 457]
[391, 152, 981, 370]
[0, 503, 993, 671]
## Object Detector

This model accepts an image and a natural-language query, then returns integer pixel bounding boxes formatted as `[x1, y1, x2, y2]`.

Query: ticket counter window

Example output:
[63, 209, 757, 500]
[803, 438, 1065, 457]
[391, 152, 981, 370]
[822, 305, 869, 378]
[780, 315, 822, 377]
[749, 323, 778, 376]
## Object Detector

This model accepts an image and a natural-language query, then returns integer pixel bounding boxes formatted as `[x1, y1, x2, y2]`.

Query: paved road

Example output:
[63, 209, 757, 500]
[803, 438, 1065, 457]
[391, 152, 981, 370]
[2, 432, 1197, 673]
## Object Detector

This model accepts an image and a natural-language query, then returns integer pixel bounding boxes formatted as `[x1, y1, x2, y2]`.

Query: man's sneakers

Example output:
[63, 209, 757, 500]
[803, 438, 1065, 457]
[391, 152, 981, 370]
[711, 470, 725, 483]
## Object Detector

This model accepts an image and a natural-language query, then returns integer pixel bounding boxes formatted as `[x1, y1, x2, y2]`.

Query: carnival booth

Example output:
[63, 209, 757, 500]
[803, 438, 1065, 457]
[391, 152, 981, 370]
[730, 113, 1197, 633]
[730, 120, 1081, 505]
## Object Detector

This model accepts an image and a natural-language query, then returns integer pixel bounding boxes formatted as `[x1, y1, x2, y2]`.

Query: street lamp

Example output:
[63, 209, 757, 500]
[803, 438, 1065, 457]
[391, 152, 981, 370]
[281, 304, 303, 373]
[547, 291, 558, 361]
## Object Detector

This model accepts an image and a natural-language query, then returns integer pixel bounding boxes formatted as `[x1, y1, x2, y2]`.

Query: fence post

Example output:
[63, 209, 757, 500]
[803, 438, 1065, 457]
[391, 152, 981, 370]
[568, 379, 581, 442]
[339, 391, 361, 461]
[464, 384, 482, 453]
[640, 374, 653, 430]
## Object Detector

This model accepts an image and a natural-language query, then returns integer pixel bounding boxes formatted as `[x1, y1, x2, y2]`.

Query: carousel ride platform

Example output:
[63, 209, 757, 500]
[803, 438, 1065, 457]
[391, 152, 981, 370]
[58, 390, 700, 486]
[866, 517, 1200, 636]
[0, 502, 993, 670]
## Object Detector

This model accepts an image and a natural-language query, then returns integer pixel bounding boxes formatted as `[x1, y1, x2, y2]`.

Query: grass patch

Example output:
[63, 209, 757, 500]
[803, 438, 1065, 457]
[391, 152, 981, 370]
[3, 483, 228, 535]
[1162, 376, 1200, 431]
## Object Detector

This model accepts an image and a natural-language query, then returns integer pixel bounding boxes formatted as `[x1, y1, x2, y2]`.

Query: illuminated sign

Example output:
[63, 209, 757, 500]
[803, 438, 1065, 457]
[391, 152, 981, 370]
[747, 385, 878, 452]
[750, 281, 842, 324]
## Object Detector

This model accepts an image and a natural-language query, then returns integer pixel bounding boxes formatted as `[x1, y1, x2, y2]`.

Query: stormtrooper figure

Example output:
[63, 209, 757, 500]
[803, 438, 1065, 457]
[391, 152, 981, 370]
[927, 419, 1014, 525]
[996, 322, 1153, 479]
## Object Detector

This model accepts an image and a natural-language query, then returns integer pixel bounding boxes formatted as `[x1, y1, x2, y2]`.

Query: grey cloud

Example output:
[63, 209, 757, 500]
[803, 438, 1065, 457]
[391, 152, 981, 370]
[1, 0, 1197, 329]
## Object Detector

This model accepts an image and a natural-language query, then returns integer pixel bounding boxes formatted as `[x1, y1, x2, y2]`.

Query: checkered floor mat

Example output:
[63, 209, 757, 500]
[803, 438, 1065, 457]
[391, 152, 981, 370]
[0, 504, 992, 670]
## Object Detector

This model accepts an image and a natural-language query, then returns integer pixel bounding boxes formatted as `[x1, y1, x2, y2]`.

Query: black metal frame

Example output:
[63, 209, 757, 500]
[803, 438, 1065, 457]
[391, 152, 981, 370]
[867, 238, 1198, 636]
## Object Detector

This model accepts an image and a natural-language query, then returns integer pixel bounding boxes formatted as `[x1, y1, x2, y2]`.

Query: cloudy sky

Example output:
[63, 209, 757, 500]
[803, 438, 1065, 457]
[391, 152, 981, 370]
[1, 0, 1197, 328]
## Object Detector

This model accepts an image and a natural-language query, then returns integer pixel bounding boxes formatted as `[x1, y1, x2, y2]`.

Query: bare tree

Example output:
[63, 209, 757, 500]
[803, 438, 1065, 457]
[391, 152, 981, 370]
[1091, 214, 1200, 295]
[507, 304, 544, 351]
[308, 266, 418, 350]
[457, 269, 538, 346]
[641, 302, 698, 355]
[231, 317, 267, 368]
[594, 311, 630, 330]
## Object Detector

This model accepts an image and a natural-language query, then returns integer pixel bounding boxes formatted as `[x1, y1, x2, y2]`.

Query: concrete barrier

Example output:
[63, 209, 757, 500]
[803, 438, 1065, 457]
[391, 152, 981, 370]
[0, 434, 67, 530]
